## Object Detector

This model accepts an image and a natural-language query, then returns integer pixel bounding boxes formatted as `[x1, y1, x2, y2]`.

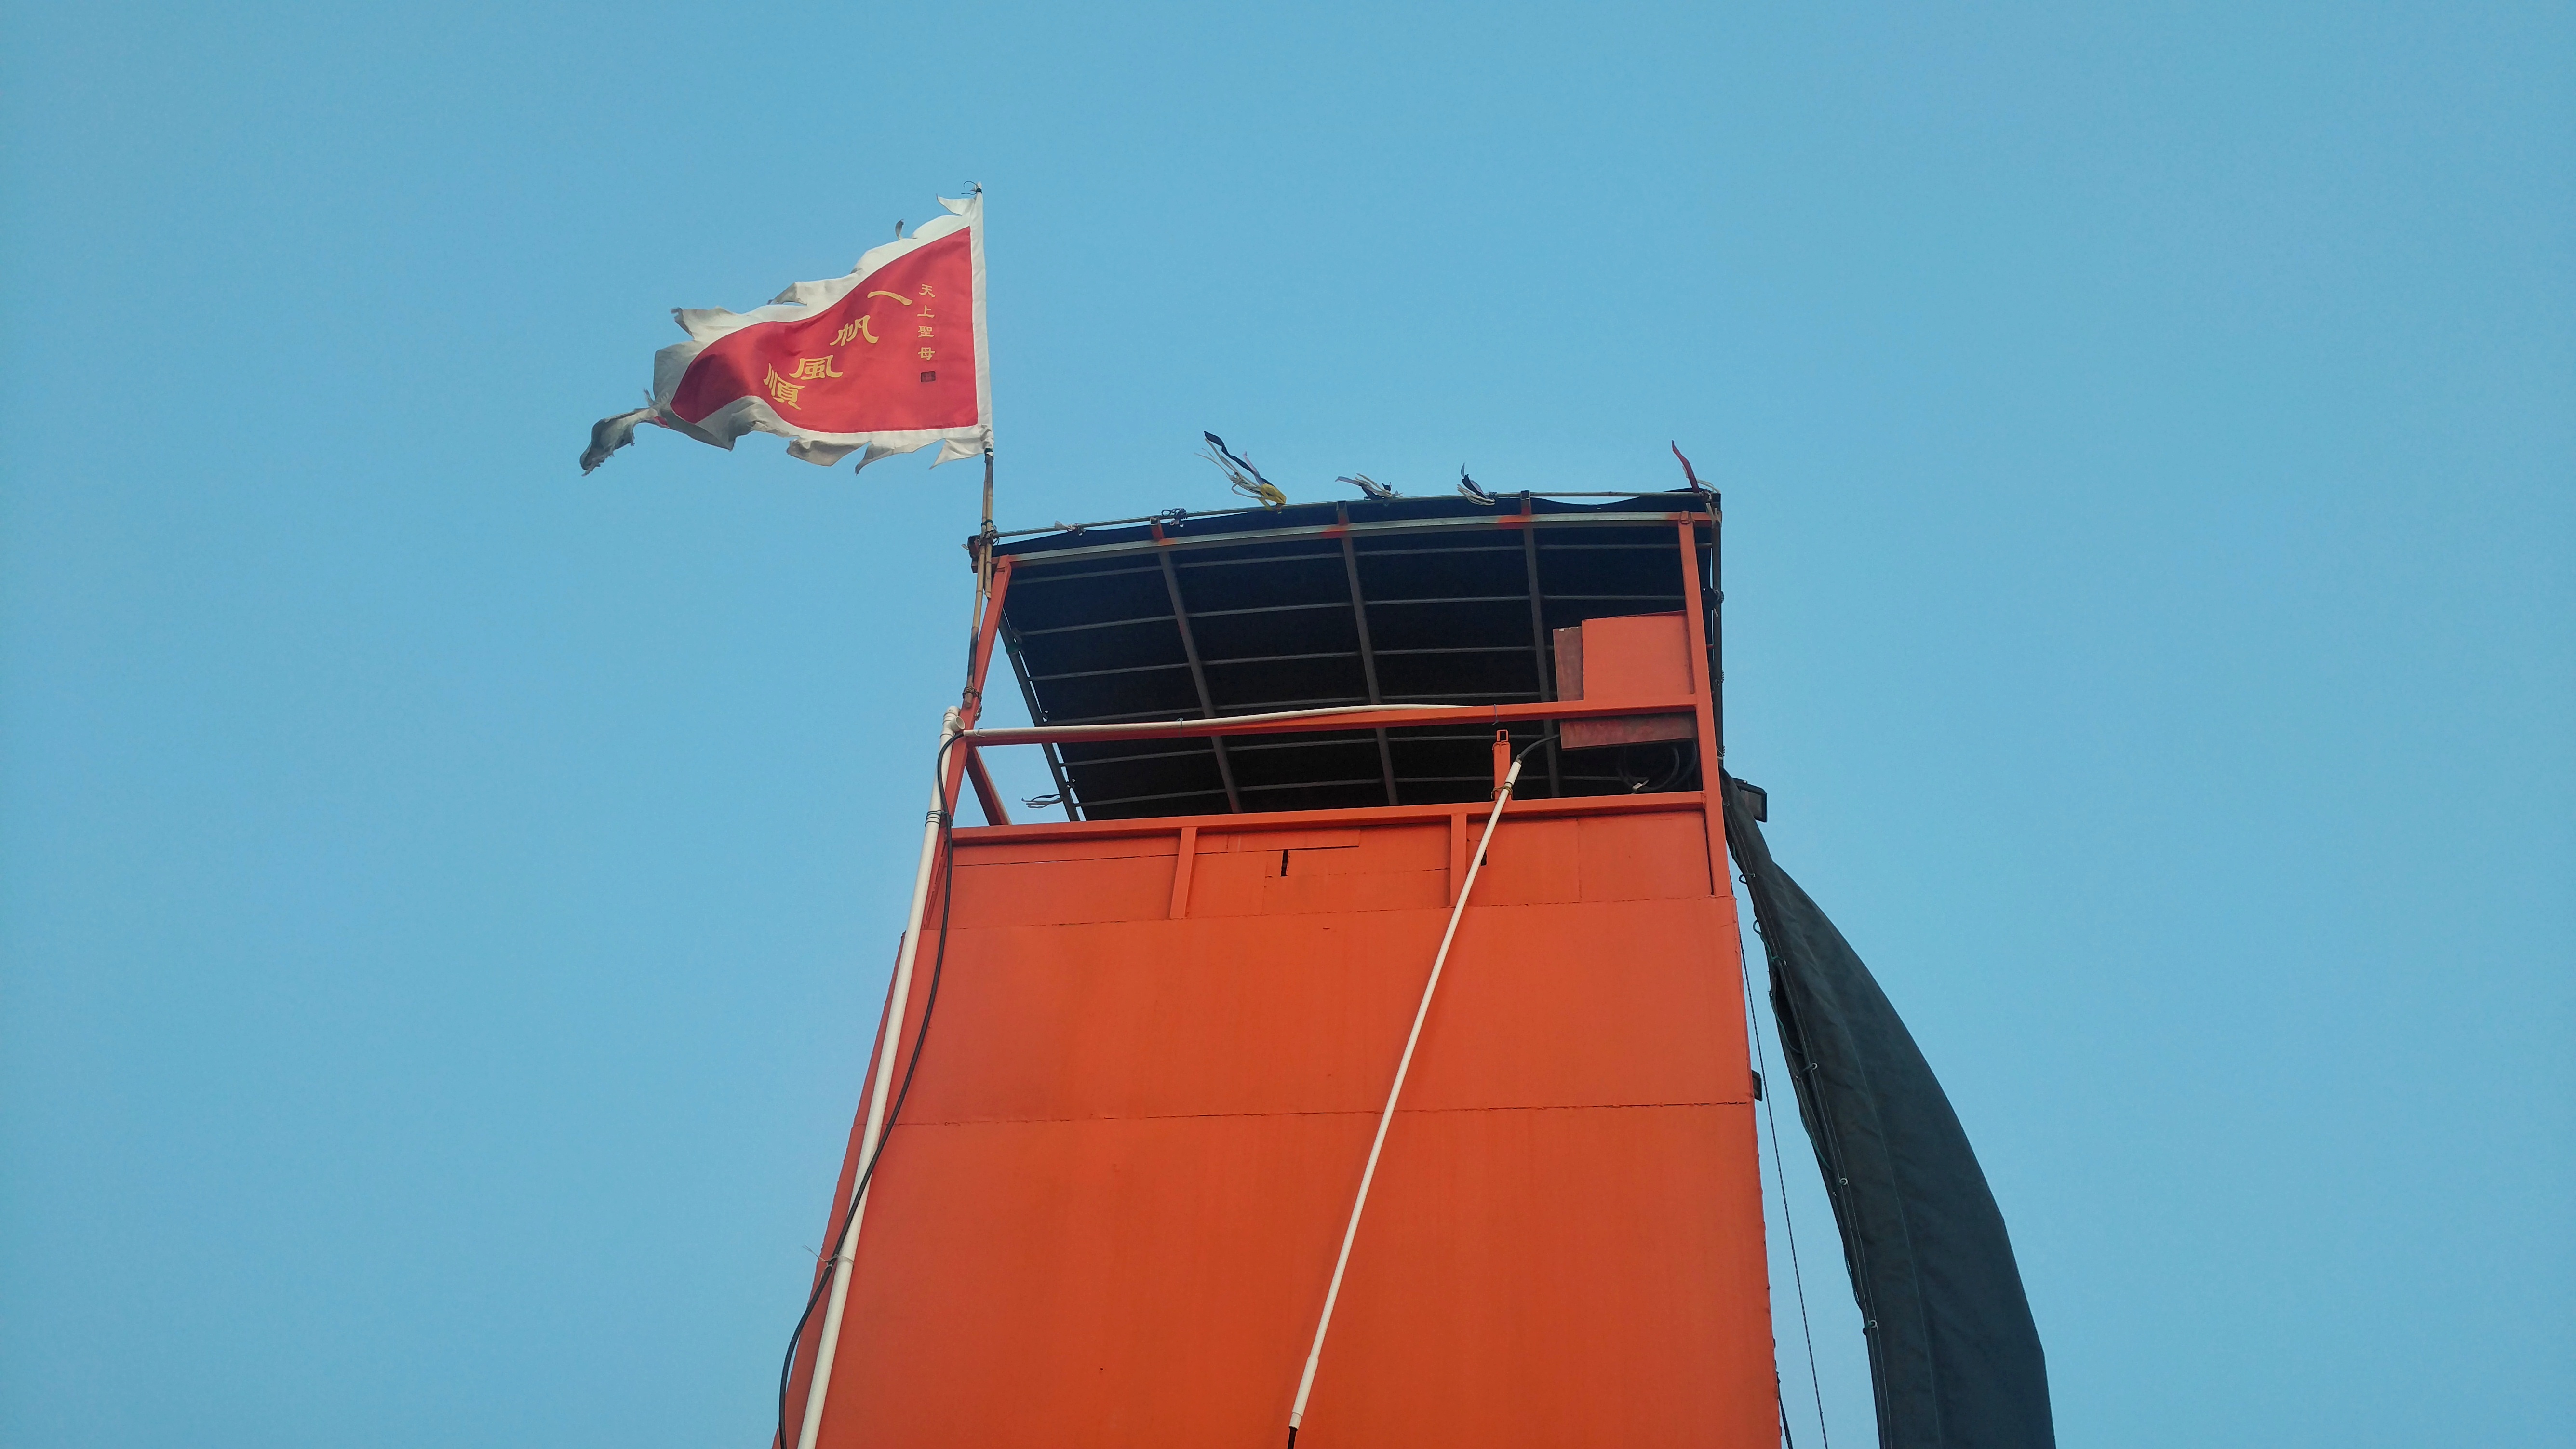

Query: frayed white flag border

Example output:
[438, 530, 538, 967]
[629, 190, 991, 473]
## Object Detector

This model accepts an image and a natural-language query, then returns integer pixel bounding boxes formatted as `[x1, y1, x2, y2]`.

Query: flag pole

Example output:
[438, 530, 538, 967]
[792, 708, 963, 1449]
[966, 445, 997, 693]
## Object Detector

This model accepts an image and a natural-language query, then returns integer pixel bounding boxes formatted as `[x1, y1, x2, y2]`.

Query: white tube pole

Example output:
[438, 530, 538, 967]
[793, 707, 963, 1449]
[1286, 755, 1524, 1445]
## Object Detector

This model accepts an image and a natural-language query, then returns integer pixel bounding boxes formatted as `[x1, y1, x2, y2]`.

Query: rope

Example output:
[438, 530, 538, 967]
[1737, 860, 1831, 1449]
[1283, 733, 1553, 1446]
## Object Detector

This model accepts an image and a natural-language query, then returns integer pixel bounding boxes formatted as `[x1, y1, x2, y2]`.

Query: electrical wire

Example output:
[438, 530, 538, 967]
[770, 734, 969, 1449]
[1512, 730, 1559, 771]
[1615, 740, 1691, 794]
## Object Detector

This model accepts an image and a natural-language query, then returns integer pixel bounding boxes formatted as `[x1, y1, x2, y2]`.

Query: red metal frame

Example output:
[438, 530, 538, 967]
[1678, 519, 1725, 892]
[963, 695, 1702, 750]
[956, 521, 1718, 833]
[954, 789, 1708, 847]
[950, 553, 1017, 825]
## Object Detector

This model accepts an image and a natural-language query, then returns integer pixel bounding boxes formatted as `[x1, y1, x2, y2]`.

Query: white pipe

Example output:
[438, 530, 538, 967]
[1286, 756, 1525, 1443]
[793, 707, 963, 1449]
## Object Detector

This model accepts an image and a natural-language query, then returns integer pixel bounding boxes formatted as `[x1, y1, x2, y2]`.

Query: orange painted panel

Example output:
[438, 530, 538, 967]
[1573, 613, 1695, 701]
[1304, 1104, 1774, 1448]
[955, 833, 1184, 866]
[1186, 822, 1452, 919]
[1203, 826, 1372, 853]
[947, 851, 1178, 926]
[1401, 898, 1750, 1114]
[808, 808, 1771, 1449]
[1471, 817, 1583, 905]
[1577, 810, 1718, 902]
[1558, 613, 1698, 751]
[890, 897, 1747, 1128]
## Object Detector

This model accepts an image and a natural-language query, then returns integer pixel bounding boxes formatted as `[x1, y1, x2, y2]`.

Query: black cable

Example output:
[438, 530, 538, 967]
[1614, 740, 1690, 794]
[771, 733, 969, 1449]
[1509, 730, 1559, 777]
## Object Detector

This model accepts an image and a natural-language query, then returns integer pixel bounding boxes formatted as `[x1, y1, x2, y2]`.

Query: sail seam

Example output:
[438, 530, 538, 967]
[870, 1100, 1745, 1128]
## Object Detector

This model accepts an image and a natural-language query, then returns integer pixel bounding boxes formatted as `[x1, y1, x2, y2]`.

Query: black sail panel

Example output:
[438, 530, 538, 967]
[1720, 774, 2054, 1449]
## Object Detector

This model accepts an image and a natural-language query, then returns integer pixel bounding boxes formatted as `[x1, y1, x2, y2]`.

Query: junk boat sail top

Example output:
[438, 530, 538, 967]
[768, 483, 2053, 1449]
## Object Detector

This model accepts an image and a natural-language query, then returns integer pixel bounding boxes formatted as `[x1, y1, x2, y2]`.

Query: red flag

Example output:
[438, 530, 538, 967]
[582, 190, 991, 474]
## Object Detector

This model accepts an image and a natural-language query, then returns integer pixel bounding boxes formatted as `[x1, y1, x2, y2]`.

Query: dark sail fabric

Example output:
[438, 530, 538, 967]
[1721, 774, 2054, 1449]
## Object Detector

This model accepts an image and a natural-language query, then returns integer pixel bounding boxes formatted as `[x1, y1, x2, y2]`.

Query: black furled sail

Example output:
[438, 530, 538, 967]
[1720, 774, 2054, 1449]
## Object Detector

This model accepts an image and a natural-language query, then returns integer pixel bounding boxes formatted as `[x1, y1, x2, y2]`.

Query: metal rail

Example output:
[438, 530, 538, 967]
[992, 492, 1710, 541]
[964, 696, 1701, 748]
[998, 618, 1077, 822]
[998, 506, 1710, 566]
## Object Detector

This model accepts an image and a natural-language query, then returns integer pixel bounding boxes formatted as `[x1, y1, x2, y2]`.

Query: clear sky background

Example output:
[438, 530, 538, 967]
[4, 3, 2568, 1446]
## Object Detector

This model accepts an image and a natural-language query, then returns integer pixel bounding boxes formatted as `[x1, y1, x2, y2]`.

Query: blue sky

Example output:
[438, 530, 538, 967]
[3, 3, 2568, 1446]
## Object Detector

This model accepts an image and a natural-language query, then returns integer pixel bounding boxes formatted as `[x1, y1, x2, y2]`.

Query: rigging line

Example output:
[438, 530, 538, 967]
[771, 733, 970, 1449]
[1737, 860, 1832, 1449]
[1734, 807, 1892, 1434]
[1282, 734, 1553, 1449]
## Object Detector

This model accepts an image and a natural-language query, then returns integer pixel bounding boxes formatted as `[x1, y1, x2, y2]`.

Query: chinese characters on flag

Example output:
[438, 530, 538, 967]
[582, 190, 990, 474]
